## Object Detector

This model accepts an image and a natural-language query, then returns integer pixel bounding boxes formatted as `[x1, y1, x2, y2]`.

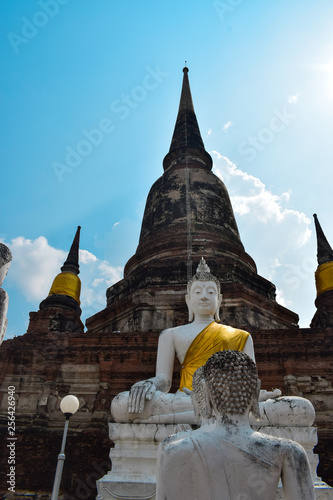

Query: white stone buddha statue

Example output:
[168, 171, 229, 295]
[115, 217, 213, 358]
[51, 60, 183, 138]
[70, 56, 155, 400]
[111, 258, 279, 424]
[0, 243, 12, 343]
[156, 350, 315, 500]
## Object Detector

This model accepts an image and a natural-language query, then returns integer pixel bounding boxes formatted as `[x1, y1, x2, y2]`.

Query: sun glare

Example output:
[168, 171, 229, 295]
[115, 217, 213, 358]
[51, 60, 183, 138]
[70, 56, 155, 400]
[313, 61, 333, 101]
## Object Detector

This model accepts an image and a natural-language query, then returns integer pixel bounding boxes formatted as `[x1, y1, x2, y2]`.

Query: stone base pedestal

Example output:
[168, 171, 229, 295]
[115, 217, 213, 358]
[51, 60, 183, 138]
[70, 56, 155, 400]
[96, 423, 191, 500]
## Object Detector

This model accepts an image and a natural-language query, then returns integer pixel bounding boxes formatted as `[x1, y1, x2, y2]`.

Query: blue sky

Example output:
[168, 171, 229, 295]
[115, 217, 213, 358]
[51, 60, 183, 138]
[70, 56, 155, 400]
[1, 0, 333, 338]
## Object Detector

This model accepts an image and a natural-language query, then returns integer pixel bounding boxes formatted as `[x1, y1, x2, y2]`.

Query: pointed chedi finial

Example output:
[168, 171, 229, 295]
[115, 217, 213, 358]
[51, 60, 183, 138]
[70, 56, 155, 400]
[39, 227, 82, 313]
[311, 215, 333, 327]
[313, 214, 333, 266]
[61, 225, 81, 275]
[313, 214, 333, 297]
[163, 66, 212, 171]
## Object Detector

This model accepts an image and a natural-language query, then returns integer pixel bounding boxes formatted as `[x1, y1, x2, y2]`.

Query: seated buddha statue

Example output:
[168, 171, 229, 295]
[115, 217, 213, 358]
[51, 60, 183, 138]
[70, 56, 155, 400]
[156, 350, 315, 500]
[111, 258, 279, 424]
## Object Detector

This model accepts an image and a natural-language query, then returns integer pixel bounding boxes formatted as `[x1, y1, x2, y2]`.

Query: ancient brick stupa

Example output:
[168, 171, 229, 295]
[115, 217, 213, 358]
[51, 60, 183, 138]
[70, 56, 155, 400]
[87, 67, 298, 336]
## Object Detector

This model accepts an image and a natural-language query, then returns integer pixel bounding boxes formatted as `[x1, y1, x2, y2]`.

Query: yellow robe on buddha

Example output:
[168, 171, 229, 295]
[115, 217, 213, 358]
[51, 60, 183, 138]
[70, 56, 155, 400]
[179, 322, 250, 391]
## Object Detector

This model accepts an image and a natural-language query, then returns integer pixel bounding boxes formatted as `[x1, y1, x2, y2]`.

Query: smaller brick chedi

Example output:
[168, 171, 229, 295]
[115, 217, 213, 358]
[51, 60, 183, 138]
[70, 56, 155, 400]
[27, 225, 84, 336]
[87, 67, 298, 336]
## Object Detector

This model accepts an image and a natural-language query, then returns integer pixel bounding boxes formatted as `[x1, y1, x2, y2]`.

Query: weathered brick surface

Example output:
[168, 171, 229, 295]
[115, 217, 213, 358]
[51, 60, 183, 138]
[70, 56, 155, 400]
[99, 161, 299, 333]
[0, 321, 332, 497]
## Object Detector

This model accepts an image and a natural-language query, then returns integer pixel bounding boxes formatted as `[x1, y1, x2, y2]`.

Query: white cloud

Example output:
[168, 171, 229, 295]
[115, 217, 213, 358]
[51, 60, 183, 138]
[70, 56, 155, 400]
[211, 151, 315, 325]
[113, 222, 120, 230]
[83, 260, 123, 313]
[5, 236, 123, 322]
[288, 93, 299, 104]
[7, 236, 66, 301]
[275, 288, 291, 308]
[207, 128, 212, 137]
[223, 121, 233, 131]
[80, 249, 97, 264]
[212, 151, 311, 244]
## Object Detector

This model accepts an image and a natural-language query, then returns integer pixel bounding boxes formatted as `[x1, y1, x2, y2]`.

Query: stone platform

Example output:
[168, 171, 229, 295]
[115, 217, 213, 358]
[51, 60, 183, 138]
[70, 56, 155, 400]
[96, 423, 191, 500]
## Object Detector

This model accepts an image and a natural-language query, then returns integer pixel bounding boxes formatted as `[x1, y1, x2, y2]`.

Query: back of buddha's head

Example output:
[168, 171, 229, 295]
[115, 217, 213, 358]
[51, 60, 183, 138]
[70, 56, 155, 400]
[203, 350, 258, 415]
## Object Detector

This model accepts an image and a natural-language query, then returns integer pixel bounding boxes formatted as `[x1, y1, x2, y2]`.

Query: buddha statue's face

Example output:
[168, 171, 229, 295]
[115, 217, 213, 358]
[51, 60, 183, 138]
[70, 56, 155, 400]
[186, 280, 222, 321]
[0, 260, 11, 287]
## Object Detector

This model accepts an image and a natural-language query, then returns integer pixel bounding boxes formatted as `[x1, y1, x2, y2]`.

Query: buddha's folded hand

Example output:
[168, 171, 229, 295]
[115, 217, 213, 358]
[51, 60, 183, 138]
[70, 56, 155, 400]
[128, 380, 156, 413]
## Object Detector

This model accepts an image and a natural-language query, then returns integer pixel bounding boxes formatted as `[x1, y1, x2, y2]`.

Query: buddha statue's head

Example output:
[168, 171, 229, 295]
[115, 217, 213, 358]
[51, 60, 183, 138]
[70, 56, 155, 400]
[194, 350, 260, 419]
[0, 244, 12, 287]
[186, 258, 222, 322]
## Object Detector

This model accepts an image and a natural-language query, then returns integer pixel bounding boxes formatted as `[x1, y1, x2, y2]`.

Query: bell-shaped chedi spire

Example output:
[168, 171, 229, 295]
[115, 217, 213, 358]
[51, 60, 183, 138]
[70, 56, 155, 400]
[311, 215, 333, 328]
[87, 68, 298, 334]
[163, 67, 212, 172]
[39, 227, 82, 315]
[124, 68, 257, 287]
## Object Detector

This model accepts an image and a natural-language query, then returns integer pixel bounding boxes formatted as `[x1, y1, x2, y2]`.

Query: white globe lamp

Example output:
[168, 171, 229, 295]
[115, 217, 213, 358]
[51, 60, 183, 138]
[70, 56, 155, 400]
[51, 395, 80, 500]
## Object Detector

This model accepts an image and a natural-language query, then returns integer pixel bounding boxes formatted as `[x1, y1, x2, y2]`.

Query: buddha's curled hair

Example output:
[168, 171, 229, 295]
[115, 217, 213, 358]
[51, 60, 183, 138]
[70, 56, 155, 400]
[203, 350, 257, 415]
[192, 366, 208, 417]
[0, 244, 12, 265]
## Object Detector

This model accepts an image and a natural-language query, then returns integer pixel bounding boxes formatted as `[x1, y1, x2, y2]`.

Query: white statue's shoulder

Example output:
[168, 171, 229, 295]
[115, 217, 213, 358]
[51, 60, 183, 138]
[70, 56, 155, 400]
[161, 323, 193, 333]
[250, 431, 308, 464]
[159, 323, 193, 339]
[160, 433, 196, 458]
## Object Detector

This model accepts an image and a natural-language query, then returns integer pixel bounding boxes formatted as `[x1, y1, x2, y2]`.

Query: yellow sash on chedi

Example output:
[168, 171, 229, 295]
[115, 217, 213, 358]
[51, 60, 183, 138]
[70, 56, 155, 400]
[48, 272, 81, 305]
[179, 322, 250, 391]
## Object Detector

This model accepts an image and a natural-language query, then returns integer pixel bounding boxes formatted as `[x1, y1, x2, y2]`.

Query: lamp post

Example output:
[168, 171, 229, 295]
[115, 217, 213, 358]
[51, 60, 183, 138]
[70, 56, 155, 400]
[51, 395, 80, 500]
